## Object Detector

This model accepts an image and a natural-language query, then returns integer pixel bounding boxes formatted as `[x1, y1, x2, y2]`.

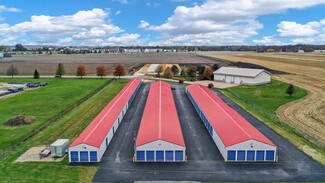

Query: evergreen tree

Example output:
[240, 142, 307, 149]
[33, 69, 40, 79]
[56, 63, 65, 78]
[171, 65, 179, 76]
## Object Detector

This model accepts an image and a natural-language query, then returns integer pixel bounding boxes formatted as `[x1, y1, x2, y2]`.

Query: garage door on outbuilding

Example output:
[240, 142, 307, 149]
[135, 81, 186, 162]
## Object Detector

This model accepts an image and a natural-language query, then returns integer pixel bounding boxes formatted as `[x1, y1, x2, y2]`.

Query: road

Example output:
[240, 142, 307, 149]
[93, 83, 325, 182]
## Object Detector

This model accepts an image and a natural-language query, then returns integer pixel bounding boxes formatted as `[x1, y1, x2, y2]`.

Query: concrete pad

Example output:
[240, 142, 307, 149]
[15, 146, 66, 162]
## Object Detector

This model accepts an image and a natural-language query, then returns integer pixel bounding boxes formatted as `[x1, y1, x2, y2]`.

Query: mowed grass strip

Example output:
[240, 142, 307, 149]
[220, 80, 325, 165]
[0, 78, 107, 151]
[0, 79, 129, 183]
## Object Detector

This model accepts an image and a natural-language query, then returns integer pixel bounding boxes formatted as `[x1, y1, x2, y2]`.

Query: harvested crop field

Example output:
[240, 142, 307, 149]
[0, 53, 221, 75]
[204, 53, 325, 147]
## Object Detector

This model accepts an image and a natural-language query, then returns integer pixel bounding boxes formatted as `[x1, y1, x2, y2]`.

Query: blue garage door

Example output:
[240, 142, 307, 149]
[247, 151, 255, 161]
[175, 151, 183, 161]
[227, 151, 236, 161]
[136, 151, 145, 161]
[80, 151, 89, 162]
[156, 151, 164, 161]
[266, 150, 275, 161]
[70, 151, 79, 162]
[256, 150, 265, 161]
[146, 151, 154, 161]
[237, 151, 246, 161]
[166, 151, 174, 161]
[90, 151, 97, 162]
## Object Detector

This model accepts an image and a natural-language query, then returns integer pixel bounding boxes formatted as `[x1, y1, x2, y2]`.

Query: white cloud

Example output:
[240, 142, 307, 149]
[146, 2, 160, 7]
[113, 0, 129, 4]
[277, 21, 320, 38]
[140, 0, 325, 45]
[106, 33, 144, 45]
[115, 10, 121, 15]
[0, 5, 21, 12]
[0, 8, 144, 45]
[253, 36, 285, 45]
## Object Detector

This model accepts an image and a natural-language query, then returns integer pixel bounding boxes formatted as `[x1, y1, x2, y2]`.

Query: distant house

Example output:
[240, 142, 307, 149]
[213, 67, 271, 85]
[314, 50, 325, 53]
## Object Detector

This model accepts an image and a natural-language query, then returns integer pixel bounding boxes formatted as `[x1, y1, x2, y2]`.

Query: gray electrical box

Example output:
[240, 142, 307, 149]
[50, 139, 69, 158]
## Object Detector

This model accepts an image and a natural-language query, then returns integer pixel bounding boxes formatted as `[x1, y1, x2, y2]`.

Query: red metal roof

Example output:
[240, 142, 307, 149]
[136, 81, 185, 147]
[186, 84, 275, 147]
[70, 78, 141, 148]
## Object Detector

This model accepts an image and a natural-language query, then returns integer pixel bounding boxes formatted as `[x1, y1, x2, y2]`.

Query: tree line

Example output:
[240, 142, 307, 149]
[5, 63, 127, 79]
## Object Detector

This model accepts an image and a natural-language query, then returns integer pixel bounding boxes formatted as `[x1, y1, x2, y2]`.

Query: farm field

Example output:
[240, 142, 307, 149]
[0, 79, 129, 182]
[206, 52, 325, 148]
[0, 53, 221, 75]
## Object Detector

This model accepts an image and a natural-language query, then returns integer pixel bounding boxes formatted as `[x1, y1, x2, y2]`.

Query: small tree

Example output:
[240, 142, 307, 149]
[7, 64, 19, 78]
[187, 66, 197, 78]
[197, 65, 206, 75]
[96, 65, 107, 79]
[76, 64, 87, 79]
[203, 67, 214, 80]
[155, 65, 163, 77]
[56, 63, 65, 78]
[114, 64, 126, 78]
[33, 69, 40, 79]
[212, 64, 219, 71]
[163, 67, 173, 78]
[171, 65, 179, 77]
[180, 67, 187, 77]
[286, 84, 295, 97]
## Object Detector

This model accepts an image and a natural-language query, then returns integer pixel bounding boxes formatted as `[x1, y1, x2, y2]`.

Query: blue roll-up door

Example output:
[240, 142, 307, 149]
[227, 151, 236, 161]
[90, 151, 97, 162]
[80, 151, 89, 162]
[175, 151, 183, 161]
[156, 151, 164, 161]
[266, 150, 275, 161]
[70, 151, 79, 162]
[166, 151, 174, 161]
[136, 151, 145, 161]
[113, 126, 115, 134]
[256, 150, 265, 161]
[105, 138, 108, 147]
[146, 151, 154, 161]
[237, 151, 246, 161]
[247, 151, 255, 161]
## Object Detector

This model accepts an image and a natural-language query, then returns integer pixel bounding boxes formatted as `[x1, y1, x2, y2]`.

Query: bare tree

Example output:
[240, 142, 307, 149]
[7, 64, 19, 78]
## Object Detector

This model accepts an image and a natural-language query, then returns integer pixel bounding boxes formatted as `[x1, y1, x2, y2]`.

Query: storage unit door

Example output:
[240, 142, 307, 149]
[256, 150, 265, 161]
[136, 151, 145, 161]
[70, 151, 79, 162]
[156, 151, 164, 161]
[234, 77, 241, 84]
[166, 151, 174, 161]
[90, 151, 97, 162]
[247, 150, 255, 161]
[146, 151, 154, 161]
[80, 151, 89, 162]
[175, 151, 183, 161]
[266, 150, 275, 161]
[227, 151, 236, 161]
[237, 151, 246, 161]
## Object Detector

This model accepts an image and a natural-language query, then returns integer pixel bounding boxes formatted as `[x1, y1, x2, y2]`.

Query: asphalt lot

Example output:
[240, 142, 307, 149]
[93, 83, 325, 182]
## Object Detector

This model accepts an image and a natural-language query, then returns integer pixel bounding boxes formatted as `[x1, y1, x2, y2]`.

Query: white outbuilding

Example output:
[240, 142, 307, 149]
[213, 67, 271, 85]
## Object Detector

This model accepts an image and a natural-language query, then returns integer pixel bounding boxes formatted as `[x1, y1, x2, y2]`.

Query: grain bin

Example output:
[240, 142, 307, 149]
[51, 139, 69, 158]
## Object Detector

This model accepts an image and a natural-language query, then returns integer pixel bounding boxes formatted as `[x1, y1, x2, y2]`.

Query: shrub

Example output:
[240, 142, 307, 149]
[208, 83, 214, 88]
[179, 79, 184, 84]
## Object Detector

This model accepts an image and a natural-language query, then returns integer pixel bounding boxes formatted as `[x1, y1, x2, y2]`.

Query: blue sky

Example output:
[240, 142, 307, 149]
[0, 0, 324, 46]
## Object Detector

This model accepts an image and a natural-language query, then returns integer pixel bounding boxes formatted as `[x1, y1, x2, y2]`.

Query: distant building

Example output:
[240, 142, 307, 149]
[314, 50, 325, 53]
[298, 50, 305, 53]
[213, 67, 271, 85]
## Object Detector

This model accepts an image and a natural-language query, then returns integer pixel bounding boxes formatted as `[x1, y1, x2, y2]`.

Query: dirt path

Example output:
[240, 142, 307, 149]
[208, 54, 325, 146]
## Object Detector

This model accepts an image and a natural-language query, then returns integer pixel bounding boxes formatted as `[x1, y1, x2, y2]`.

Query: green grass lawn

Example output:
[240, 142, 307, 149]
[225, 79, 307, 112]
[0, 79, 129, 182]
[0, 78, 107, 152]
[220, 79, 325, 165]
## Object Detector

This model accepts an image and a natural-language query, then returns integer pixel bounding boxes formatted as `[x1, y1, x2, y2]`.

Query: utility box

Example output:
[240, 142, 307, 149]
[51, 139, 69, 158]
